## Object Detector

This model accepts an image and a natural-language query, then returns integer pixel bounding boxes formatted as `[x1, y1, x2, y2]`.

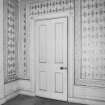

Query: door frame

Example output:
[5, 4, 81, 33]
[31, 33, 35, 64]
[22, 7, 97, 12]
[29, 10, 74, 101]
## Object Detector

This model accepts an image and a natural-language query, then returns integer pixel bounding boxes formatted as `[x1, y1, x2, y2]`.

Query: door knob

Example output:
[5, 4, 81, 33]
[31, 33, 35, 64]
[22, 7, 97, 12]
[60, 67, 67, 70]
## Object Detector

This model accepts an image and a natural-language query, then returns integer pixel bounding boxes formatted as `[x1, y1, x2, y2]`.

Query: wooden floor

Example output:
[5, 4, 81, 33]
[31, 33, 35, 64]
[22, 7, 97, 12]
[3, 95, 87, 105]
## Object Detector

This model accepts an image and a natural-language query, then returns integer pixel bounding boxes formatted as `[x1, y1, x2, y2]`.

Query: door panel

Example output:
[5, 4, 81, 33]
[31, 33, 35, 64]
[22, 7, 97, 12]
[39, 25, 47, 63]
[39, 71, 48, 91]
[55, 22, 64, 63]
[35, 17, 67, 101]
[55, 72, 63, 93]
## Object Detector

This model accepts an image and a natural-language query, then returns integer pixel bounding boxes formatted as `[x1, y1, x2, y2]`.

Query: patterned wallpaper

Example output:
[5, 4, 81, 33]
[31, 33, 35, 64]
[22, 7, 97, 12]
[23, 2, 28, 78]
[4, 0, 74, 82]
[81, 0, 105, 80]
[4, 0, 19, 83]
[75, 0, 105, 87]
[19, 0, 29, 79]
[28, 0, 74, 16]
[5, 0, 105, 86]
[3, 0, 105, 87]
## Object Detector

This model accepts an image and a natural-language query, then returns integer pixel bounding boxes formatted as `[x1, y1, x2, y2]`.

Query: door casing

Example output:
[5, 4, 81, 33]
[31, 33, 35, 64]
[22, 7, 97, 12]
[30, 11, 74, 101]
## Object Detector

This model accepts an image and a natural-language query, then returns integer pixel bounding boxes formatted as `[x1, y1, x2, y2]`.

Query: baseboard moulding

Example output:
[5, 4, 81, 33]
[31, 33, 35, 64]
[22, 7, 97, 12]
[68, 97, 105, 105]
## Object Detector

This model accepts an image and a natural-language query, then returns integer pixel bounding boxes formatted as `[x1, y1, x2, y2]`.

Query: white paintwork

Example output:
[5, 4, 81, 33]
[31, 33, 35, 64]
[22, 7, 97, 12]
[35, 17, 68, 101]
[0, 0, 4, 100]
[4, 81, 19, 96]
[73, 86, 105, 101]
[68, 97, 105, 105]
[19, 89, 36, 96]
[0, 90, 18, 105]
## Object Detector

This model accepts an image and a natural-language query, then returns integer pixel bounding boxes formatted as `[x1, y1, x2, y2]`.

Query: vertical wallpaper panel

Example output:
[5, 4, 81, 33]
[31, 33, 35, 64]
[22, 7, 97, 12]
[0, 0, 4, 98]
[18, 0, 30, 79]
[75, 0, 105, 87]
[4, 0, 19, 83]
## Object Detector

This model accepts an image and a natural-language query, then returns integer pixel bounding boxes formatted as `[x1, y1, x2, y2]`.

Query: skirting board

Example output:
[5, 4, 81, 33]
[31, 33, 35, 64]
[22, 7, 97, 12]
[68, 97, 105, 105]
[1, 90, 105, 105]
[18, 89, 36, 96]
[0, 90, 18, 105]
[0, 89, 35, 105]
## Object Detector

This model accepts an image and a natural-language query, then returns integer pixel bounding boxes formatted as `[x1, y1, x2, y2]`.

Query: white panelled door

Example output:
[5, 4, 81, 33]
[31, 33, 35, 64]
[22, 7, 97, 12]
[35, 17, 68, 101]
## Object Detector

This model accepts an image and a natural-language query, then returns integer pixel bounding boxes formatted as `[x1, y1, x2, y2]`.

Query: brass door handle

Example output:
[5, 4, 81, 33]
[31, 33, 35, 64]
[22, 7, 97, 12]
[60, 67, 67, 70]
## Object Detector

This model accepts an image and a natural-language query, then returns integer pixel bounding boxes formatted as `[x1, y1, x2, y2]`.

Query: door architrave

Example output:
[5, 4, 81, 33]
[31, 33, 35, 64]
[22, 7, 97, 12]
[29, 10, 74, 101]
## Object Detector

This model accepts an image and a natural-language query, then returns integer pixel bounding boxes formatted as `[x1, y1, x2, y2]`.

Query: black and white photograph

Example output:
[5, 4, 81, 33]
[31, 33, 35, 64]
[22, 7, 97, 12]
[0, 0, 105, 105]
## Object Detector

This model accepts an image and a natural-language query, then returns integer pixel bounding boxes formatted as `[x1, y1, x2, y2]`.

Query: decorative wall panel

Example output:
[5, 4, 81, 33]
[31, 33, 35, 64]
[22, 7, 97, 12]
[23, 0, 28, 78]
[19, 0, 30, 79]
[75, 0, 105, 87]
[28, 0, 74, 16]
[4, 0, 19, 83]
